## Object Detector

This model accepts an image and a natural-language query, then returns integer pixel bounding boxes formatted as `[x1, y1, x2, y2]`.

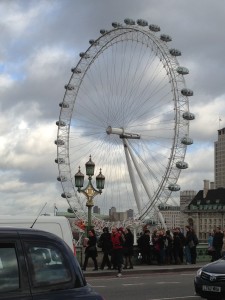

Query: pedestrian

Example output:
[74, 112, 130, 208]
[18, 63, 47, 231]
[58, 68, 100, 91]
[221, 230, 225, 257]
[137, 229, 152, 264]
[173, 228, 182, 264]
[189, 227, 198, 264]
[183, 226, 191, 264]
[123, 228, 134, 269]
[111, 227, 124, 277]
[176, 227, 185, 263]
[98, 227, 113, 270]
[157, 230, 166, 265]
[207, 232, 214, 261]
[212, 226, 224, 261]
[165, 229, 173, 264]
[152, 230, 161, 265]
[82, 229, 98, 271]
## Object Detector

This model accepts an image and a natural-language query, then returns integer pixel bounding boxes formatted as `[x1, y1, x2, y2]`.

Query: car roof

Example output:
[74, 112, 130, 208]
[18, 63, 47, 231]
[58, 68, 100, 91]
[0, 227, 66, 244]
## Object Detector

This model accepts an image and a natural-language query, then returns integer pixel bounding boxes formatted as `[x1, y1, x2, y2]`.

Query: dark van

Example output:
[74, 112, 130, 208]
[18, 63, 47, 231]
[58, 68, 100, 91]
[0, 227, 103, 299]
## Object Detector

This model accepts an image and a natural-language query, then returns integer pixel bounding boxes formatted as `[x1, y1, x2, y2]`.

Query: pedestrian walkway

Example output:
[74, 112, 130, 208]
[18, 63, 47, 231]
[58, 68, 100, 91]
[83, 262, 205, 277]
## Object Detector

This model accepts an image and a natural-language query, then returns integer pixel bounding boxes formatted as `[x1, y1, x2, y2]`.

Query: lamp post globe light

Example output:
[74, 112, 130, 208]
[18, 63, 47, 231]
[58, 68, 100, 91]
[74, 156, 105, 231]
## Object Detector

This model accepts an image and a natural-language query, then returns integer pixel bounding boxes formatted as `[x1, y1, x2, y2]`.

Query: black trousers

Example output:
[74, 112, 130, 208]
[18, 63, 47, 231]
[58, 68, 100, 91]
[83, 253, 98, 270]
[100, 251, 111, 269]
[111, 248, 123, 273]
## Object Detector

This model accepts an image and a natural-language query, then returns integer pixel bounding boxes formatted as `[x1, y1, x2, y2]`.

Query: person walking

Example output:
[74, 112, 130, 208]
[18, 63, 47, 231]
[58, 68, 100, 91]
[82, 229, 98, 271]
[98, 227, 113, 270]
[111, 227, 124, 277]
[123, 228, 134, 269]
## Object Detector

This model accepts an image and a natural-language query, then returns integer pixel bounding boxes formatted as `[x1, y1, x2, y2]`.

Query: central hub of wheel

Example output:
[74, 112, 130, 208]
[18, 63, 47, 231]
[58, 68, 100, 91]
[106, 126, 140, 139]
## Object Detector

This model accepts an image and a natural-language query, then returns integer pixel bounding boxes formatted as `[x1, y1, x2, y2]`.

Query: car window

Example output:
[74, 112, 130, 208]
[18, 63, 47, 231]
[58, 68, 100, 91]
[26, 243, 72, 287]
[0, 243, 19, 292]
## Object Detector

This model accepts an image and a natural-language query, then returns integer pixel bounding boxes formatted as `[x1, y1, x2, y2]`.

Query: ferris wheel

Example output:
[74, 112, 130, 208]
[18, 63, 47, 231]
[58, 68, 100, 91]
[55, 18, 195, 228]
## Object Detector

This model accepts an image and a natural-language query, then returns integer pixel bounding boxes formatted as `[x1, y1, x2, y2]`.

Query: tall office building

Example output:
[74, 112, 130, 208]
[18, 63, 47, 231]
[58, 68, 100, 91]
[214, 127, 225, 188]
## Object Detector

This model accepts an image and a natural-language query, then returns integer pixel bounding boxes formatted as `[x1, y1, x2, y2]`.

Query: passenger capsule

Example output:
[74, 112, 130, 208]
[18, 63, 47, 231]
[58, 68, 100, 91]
[168, 184, 180, 192]
[181, 136, 193, 145]
[61, 192, 72, 198]
[176, 66, 189, 75]
[137, 19, 148, 26]
[54, 139, 64, 146]
[71, 67, 81, 73]
[89, 39, 99, 46]
[124, 18, 135, 25]
[149, 24, 160, 32]
[100, 29, 108, 35]
[160, 34, 172, 42]
[59, 102, 69, 108]
[79, 52, 90, 59]
[181, 88, 194, 96]
[176, 161, 188, 169]
[112, 22, 122, 28]
[55, 158, 65, 164]
[57, 176, 67, 182]
[182, 112, 195, 120]
[64, 84, 74, 90]
[169, 49, 181, 56]
[56, 120, 66, 127]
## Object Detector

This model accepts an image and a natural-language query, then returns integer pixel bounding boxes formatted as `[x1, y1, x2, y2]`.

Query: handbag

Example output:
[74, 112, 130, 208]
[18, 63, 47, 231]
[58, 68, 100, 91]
[207, 246, 215, 255]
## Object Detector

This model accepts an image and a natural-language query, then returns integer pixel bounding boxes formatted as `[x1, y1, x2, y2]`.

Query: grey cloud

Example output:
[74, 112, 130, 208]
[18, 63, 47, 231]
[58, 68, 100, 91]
[1, 0, 225, 215]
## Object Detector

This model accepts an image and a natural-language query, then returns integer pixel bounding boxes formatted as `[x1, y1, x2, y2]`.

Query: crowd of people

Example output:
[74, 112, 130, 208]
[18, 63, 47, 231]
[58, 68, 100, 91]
[81, 225, 201, 277]
[137, 226, 199, 266]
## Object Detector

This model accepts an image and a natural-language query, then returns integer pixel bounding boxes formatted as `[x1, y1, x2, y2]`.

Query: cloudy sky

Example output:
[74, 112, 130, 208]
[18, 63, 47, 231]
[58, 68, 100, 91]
[1, 0, 225, 216]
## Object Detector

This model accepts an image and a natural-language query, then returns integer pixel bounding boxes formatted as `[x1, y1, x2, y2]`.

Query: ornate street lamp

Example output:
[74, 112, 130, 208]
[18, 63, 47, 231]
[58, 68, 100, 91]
[74, 156, 105, 231]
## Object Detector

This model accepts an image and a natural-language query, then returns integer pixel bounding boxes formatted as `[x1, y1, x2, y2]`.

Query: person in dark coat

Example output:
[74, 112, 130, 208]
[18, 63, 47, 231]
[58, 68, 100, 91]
[98, 227, 113, 270]
[184, 226, 198, 264]
[123, 228, 134, 269]
[82, 229, 98, 271]
[212, 226, 224, 261]
[173, 229, 182, 264]
[177, 227, 185, 263]
[189, 227, 198, 264]
[137, 229, 152, 264]
[165, 230, 173, 264]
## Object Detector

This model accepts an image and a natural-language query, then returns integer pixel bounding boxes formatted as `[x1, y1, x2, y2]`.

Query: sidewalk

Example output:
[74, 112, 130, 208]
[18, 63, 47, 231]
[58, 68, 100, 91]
[83, 262, 206, 277]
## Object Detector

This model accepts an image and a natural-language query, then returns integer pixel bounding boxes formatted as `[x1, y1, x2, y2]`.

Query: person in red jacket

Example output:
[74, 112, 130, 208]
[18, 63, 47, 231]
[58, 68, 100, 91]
[111, 227, 124, 277]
